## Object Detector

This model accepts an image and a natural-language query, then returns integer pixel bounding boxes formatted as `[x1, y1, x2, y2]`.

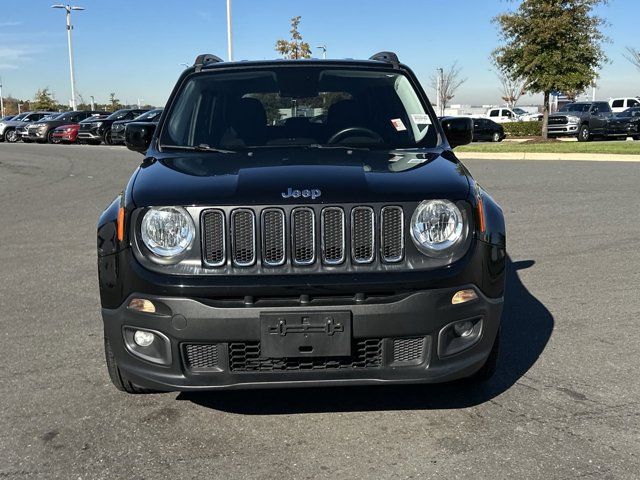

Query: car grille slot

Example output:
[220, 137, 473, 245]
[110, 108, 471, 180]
[292, 207, 315, 265]
[228, 339, 383, 372]
[262, 209, 286, 266]
[201, 209, 226, 267]
[231, 209, 256, 266]
[381, 206, 404, 262]
[351, 207, 375, 263]
[321, 207, 346, 265]
[183, 344, 220, 370]
[549, 116, 568, 125]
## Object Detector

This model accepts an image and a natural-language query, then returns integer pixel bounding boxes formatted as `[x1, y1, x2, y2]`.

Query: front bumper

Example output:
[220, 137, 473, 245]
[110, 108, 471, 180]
[102, 286, 502, 391]
[547, 124, 579, 135]
[78, 131, 102, 141]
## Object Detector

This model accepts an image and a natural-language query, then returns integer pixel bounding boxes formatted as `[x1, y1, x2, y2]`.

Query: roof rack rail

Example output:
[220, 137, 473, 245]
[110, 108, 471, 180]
[193, 54, 224, 72]
[369, 51, 400, 68]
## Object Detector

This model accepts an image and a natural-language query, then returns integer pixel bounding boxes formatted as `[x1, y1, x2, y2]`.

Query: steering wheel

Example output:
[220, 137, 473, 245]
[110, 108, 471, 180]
[327, 127, 384, 145]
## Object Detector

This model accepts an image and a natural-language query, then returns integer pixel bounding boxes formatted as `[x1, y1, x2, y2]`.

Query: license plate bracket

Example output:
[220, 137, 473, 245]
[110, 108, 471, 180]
[260, 312, 352, 358]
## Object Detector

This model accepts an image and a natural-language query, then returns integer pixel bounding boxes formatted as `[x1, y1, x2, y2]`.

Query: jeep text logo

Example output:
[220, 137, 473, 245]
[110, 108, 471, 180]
[281, 187, 322, 200]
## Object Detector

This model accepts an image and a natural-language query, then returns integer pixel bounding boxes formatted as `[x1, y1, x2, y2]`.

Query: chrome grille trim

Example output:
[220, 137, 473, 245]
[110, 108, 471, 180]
[230, 209, 256, 267]
[321, 207, 346, 265]
[291, 207, 316, 266]
[380, 206, 404, 263]
[201, 209, 226, 267]
[351, 206, 375, 264]
[261, 208, 286, 266]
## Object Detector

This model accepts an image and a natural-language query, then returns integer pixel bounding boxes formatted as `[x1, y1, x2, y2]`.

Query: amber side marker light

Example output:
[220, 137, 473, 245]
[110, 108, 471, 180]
[128, 298, 156, 313]
[452, 289, 478, 305]
[117, 206, 125, 242]
[477, 196, 486, 233]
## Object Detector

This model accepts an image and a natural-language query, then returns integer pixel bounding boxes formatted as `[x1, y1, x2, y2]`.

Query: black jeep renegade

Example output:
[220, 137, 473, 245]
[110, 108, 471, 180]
[97, 52, 506, 393]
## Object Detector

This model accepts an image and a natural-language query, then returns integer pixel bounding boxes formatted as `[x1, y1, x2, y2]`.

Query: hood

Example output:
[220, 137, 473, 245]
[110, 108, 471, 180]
[131, 148, 470, 207]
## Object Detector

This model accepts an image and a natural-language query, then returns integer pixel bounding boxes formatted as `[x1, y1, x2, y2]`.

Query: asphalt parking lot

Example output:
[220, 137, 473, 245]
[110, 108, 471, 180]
[1, 143, 639, 479]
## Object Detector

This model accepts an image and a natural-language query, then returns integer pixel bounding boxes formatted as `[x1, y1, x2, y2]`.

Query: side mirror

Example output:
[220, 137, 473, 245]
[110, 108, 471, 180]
[440, 117, 473, 148]
[125, 122, 156, 154]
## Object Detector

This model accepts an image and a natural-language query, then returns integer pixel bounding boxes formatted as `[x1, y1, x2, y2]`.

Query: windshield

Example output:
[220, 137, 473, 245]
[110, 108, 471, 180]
[559, 103, 591, 113]
[512, 108, 526, 115]
[106, 109, 131, 121]
[160, 66, 438, 150]
[42, 113, 61, 121]
[134, 109, 162, 122]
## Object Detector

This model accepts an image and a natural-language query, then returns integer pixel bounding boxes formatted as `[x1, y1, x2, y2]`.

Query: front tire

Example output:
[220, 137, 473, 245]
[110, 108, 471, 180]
[5, 129, 18, 143]
[46, 130, 57, 144]
[578, 124, 591, 142]
[104, 337, 161, 394]
[103, 128, 113, 145]
[492, 132, 502, 142]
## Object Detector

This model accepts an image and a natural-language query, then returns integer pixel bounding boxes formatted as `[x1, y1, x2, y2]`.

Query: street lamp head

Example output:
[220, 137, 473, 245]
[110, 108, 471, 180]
[71, 6, 85, 10]
[51, 4, 65, 8]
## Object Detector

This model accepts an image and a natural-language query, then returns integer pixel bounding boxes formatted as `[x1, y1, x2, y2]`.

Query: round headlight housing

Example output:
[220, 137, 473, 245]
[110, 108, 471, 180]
[140, 207, 195, 258]
[410, 200, 466, 257]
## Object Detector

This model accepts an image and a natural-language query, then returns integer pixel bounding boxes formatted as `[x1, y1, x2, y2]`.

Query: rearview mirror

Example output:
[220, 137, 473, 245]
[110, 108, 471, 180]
[125, 122, 156, 154]
[440, 117, 473, 148]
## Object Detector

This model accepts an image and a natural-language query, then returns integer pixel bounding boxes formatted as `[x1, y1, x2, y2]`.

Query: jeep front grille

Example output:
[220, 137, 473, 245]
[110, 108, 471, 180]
[351, 207, 375, 263]
[261, 209, 286, 266]
[321, 207, 346, 265]
[201, 205, 406, 269]
[381, 206, 404, 263]
[292, 207, 315, 265]
[231, 209, 256, 266]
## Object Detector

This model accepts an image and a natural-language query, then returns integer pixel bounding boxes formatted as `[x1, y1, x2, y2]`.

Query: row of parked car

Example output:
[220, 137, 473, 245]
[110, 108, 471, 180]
[0, 108, 162, 145]
[547, 102, 640, 142]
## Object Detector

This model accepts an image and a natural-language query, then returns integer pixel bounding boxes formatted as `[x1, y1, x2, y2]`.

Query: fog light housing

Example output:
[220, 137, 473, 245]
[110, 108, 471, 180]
[133, 330, 155, 347]
[453, 320, 474, 337]
[438, 318, 483, 358]
[451, 289, 478, 305]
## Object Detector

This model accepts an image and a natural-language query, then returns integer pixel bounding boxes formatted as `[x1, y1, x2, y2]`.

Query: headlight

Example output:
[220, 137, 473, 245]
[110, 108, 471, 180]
[31, 123, 43, 128]
[140, 207, 195, 258]
[95, 121, 103, 127]
[410, 200, 466, 257]
[566, 115, 580, 124]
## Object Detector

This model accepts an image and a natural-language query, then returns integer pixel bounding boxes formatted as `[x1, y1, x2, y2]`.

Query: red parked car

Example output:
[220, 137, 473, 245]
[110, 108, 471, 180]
[51, 123, 80, 143]
[51, 115, 110, 144]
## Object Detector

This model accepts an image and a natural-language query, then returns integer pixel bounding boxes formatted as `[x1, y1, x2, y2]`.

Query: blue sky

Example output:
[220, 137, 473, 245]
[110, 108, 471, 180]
[1, 0, 639, 107]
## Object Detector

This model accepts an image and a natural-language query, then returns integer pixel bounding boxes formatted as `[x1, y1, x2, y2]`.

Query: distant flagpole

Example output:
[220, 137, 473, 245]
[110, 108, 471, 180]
[226, 0, 233, 61]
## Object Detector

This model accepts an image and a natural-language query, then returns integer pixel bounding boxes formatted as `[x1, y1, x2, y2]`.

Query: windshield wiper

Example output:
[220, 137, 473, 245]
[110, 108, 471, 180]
[159, 144, 235, 154]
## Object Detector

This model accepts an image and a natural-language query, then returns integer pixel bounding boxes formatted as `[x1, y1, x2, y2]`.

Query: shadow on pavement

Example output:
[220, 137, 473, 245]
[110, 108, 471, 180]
[179, 257, 553, 414]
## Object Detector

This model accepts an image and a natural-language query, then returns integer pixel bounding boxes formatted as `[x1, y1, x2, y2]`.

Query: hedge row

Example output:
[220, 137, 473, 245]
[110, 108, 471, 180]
[501, 121, 543, 137]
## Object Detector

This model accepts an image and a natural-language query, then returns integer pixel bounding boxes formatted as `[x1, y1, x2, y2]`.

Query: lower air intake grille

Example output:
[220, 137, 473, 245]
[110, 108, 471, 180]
[183, 344, 220, 370]
[392, 337, 426, 364]
[229, 339, 383, 372]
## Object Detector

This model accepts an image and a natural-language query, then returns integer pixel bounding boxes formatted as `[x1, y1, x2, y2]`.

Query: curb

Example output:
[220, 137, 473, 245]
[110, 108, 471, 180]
[456, 152, 640, 162]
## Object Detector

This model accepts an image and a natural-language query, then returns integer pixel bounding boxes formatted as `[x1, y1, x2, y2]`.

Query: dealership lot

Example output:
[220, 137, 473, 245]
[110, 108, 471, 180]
[0, 143, 638, 479]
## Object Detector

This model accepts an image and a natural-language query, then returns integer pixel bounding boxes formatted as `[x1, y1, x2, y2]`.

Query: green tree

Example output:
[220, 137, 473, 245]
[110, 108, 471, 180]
[108, 92, 122, 112]
[275, 16, 312, 59]
[32, 88, 57, 111]
[493, 0, 608, 138]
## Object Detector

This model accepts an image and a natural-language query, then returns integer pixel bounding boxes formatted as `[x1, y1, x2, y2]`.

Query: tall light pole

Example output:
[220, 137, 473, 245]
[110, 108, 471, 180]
[90, 95, 94, 110]
[0, 77, 4, 117]
[316, 45, 327, 59]
[436, 67, 443, 117]
[51, 4, 84, 110]
[226, 0, 233, 61]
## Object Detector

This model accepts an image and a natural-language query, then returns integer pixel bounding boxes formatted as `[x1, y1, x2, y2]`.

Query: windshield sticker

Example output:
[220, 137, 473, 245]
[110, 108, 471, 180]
[411, 114, 431, 125]
[391, 118, 407, 131]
